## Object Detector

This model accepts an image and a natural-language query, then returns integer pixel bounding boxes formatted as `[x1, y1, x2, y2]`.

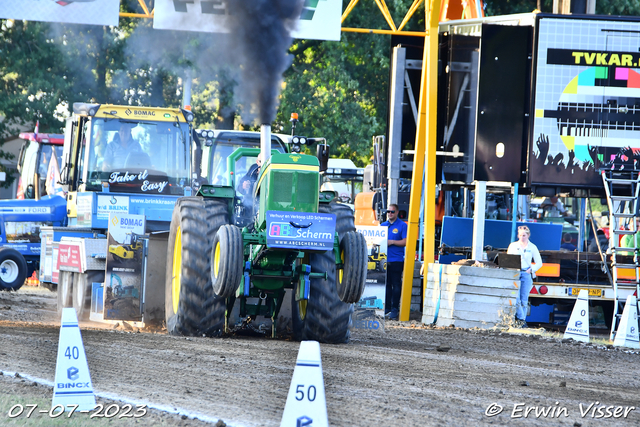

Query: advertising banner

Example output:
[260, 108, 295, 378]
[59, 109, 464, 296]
[96, 195, 129, 221]
[0, 0, 120, 26]
[353, 225, 388, 333]
[104, 214, 145, 321]
[4, 221, 45, 244]
[531, 16, 640, 189]
[153, 0, 342, 41]
[58, 241, 84, 273]
[76, 194, 93, 227]
[266, 211, 336, 251]
[2, 221, 46, 256]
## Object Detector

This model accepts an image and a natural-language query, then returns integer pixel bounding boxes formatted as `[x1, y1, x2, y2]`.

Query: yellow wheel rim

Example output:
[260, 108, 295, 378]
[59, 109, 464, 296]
[214, 242, 221, 278]
[172, 226, 182, 314]
[339, 249, 345, 284]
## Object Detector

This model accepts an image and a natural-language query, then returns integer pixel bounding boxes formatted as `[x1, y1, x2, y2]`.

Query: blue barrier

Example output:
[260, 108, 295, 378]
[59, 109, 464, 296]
[441, 216, 562, 251]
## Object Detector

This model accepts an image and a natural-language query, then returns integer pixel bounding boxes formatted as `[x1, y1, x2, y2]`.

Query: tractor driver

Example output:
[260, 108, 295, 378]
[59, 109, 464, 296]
[237, 155, 263, 212]
[102, 123, 144, 171]
[237, 156, 262, 197]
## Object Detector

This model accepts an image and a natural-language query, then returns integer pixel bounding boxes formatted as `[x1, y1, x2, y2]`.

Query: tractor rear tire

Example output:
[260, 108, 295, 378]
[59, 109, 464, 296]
[291, 202, 356, 343]
[211, 224, 244, 298]
[337, 231, 367, 303]
[326, 201, 357, 237]
[74, 270, 104, 321]
[165, 197, 228, 337]
[0, 248, 28, 291]
[57, 271, 74, 319]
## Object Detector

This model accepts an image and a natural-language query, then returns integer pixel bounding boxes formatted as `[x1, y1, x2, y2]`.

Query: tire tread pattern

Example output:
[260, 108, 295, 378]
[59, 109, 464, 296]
[166, 197, 227, 336]
[338, 231, 367, 303]
[211, 225, 244, 298]
[292, 202, 356, 343]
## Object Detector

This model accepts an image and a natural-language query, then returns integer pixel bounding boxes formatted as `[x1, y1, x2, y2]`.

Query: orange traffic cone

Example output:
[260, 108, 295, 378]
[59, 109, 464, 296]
[27, 271, 39, 287]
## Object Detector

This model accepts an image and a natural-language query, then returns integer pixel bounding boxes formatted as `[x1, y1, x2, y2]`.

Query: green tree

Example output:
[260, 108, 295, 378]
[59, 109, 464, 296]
[275, 36, 387, 167]
[49, 23, 129, 105]
[484, 0, 544, 15]
[273, 0, 424, 166]
[0, 19, 73, 186]
[596, 0, 640, 16]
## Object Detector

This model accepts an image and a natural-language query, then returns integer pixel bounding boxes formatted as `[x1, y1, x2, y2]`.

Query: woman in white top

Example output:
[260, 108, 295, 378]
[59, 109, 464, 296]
[507, 225, 542, 327]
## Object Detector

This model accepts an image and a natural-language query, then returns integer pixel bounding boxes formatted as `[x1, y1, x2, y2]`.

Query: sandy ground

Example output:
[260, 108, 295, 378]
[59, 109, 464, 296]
[1, 286, 640, 426]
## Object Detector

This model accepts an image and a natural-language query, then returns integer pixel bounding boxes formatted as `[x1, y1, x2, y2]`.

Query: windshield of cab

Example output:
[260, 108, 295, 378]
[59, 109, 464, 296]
[18, 141, 39, 198]
[321, 176, 363, 204]
[37, 144, 63, 196]
[202, 134, 286, 186]
[85, 118, 190, 195]
[235, 155, 260, 195]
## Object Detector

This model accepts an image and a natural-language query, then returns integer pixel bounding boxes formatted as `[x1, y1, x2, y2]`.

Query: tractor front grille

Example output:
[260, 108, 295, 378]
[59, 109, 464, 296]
[297, 172, 318, 204]
[272, 171, 293, 204]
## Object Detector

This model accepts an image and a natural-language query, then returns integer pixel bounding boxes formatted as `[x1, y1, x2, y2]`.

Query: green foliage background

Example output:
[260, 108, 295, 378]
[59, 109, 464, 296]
[1, 0, 640, 187]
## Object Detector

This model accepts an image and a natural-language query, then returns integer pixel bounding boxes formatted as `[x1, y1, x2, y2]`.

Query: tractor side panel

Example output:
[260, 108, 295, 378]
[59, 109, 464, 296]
[144, 233, 168, 322]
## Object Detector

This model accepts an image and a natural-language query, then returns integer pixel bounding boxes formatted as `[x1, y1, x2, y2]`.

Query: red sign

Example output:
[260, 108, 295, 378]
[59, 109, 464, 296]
[58, 242, 83, 273]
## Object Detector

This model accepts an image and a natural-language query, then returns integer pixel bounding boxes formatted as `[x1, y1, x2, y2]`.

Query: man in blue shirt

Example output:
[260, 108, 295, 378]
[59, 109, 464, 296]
[381, 204, 407, 321]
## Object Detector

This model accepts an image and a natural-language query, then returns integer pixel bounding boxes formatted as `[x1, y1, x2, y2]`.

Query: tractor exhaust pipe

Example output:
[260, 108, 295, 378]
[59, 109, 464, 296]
[260, 124, 271, 164]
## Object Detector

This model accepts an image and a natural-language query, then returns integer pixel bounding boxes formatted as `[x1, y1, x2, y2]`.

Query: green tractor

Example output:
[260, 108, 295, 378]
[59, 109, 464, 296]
[165, 122, 368, 343]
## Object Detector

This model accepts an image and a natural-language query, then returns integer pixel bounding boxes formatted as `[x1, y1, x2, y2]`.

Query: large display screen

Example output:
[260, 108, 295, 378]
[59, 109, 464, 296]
[531, 16, 640, 190]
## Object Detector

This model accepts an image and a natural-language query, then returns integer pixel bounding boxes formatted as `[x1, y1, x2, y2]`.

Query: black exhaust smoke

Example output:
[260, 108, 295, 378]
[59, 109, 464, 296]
[225, 0, 304, 124]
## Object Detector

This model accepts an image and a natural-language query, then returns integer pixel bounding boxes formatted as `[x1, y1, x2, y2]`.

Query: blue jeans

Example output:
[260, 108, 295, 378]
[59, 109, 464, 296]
[516, 272, 533, 321]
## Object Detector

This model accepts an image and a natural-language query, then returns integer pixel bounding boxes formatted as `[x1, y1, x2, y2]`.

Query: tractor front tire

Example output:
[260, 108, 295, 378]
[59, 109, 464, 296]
[0, 248, 28, 291]
[337, 231, 367, 303]
[165, 197, 228, 337]
[74, 270, 104, 321]
[291, 202, 356, 343]
[57, 271, 74, 319]
[211, 224, 244, 298]
[292, 250, 353, 343]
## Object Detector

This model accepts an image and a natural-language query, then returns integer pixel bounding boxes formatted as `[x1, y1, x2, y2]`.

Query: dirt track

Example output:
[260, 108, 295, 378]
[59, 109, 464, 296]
[1, 287, 640, 426]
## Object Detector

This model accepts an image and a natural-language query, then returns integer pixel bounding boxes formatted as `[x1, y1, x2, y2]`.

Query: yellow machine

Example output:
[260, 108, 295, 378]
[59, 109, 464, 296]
[368, 243, 387, 272]
[108, 240, 142, 261]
